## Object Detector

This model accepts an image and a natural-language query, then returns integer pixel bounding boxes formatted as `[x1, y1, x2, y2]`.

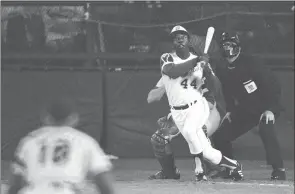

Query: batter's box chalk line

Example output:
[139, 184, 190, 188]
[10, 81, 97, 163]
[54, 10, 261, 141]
[206, 181, 294, 188]
[120, 180, 294, 187]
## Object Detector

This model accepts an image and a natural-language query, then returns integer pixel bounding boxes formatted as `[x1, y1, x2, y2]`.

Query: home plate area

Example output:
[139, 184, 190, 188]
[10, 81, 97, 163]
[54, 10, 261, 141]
[1, 159, 294, 194]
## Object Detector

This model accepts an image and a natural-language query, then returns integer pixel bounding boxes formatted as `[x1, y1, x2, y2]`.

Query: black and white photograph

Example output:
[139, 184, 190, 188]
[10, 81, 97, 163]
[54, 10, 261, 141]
[1, 1, 294, 194]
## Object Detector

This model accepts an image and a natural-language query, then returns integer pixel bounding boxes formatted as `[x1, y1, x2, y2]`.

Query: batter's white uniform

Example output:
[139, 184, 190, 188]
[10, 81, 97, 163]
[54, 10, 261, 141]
[160, 52, 222, 163]
[12, 126, 112, 194]
[155, 76, 221, 137]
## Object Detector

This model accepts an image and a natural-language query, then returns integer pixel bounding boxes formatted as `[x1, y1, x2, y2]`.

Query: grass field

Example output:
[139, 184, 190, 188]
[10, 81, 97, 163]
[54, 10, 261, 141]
[1, 159, 294, 194]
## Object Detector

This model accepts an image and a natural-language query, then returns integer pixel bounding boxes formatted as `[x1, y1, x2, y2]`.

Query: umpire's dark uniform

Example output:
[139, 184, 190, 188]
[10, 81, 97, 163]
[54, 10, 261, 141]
[212, 54, 284, 172]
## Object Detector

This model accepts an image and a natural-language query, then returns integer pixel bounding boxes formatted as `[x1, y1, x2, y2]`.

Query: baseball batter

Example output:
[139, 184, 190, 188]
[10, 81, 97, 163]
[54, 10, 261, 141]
[148, 67, 226, 180]
[151, 25, 243, 181]
[8, 99, 115, 194]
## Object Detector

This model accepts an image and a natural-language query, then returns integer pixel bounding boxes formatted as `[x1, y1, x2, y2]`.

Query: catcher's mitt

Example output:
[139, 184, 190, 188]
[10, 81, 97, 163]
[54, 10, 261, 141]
[157, 114, 179, 137]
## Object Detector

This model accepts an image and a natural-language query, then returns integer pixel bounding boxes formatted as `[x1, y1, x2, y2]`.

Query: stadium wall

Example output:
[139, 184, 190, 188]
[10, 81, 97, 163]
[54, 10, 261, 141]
[1, 68, 294, 161]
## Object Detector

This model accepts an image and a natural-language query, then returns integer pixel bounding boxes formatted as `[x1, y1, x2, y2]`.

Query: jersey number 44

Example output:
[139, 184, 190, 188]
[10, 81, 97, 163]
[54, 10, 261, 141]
[181, 78, 198, 89]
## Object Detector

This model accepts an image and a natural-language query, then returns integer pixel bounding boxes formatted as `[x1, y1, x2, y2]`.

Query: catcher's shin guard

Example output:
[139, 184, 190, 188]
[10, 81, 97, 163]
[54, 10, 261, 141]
[150, 130, 179, 179]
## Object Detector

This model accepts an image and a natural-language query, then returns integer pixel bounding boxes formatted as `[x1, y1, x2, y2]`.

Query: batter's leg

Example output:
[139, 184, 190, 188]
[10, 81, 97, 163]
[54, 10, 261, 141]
[177, 98, 211, 175]
[195, 127, 244, 181]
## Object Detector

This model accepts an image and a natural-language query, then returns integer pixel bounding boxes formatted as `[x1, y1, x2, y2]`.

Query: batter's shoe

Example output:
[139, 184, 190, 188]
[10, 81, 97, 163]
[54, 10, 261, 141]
[209, 167, 231, 179]
[149, 168, 180, 180]
[195, 172, 208, 182]
[271, 168, 286, 180]
[229, 162, 243, 181]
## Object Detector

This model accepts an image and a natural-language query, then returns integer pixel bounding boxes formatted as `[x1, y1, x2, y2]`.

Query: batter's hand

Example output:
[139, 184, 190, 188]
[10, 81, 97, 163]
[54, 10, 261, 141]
[260, 110, 275, 124]
[199, 54, 210, 64]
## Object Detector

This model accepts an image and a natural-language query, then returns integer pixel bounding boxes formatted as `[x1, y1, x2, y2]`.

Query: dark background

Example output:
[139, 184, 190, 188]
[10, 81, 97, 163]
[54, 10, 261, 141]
[1, 1, 294, 161]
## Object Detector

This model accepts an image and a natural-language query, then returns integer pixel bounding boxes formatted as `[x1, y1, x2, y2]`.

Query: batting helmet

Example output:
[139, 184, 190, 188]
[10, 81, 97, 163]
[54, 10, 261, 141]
[170, 25, 190, 38]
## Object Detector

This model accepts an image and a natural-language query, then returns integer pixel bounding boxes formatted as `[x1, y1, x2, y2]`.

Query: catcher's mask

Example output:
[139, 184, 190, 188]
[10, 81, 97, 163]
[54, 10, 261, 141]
[220, 32, 241, 59]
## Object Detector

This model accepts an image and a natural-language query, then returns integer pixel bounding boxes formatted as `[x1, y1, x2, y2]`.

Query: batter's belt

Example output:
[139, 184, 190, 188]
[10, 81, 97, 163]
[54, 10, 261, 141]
[170, 100, 198, 110]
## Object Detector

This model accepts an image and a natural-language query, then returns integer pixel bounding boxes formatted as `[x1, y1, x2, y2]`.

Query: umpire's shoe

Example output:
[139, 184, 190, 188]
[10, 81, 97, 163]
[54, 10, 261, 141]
[271, 168, 286, 180]
[149, 168, 180, 180]
[229, 162, 243, 181]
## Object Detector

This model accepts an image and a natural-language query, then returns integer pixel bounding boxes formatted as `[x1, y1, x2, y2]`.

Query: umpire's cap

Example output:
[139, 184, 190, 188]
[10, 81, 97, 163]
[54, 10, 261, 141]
[170, 25, 190, 38]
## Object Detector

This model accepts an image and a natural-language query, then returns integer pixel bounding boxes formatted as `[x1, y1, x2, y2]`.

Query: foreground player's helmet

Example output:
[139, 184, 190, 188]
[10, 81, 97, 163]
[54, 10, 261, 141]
[170, 25, 190, 39]
[220, 32, 241, 58]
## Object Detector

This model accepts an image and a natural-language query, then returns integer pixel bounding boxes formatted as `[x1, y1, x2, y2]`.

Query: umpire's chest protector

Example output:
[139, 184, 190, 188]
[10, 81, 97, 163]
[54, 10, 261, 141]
[226, 60, 264, 110]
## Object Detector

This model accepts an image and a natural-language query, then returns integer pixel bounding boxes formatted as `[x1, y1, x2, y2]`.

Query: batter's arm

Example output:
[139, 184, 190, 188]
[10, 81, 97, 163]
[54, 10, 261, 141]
[147, 86, 166, 103]
[147, 78, 166, 103]
[189, 34, 222, 72]
[161, 53, 199, 79]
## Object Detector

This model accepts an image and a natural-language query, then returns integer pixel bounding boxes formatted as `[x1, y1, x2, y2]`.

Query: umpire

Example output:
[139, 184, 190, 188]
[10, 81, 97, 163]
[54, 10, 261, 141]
[211, 32, 286, 180]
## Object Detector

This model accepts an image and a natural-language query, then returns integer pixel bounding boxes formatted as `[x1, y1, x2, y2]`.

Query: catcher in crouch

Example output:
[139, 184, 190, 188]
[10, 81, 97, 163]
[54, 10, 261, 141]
[147, 25, 243, 181]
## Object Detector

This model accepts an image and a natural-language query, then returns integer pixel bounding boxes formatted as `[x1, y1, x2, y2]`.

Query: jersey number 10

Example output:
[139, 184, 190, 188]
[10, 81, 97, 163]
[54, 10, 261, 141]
[39, 139, 70, 165]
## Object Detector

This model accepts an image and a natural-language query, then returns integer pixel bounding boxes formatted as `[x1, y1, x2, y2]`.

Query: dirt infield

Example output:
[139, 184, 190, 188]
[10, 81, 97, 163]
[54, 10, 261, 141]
[113, 159, 294, 193]
[1, 159, 294, 194]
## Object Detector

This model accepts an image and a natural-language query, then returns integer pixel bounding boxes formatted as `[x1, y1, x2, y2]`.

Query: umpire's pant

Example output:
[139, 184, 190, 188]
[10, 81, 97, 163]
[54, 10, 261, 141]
[212, 110, 284, 169]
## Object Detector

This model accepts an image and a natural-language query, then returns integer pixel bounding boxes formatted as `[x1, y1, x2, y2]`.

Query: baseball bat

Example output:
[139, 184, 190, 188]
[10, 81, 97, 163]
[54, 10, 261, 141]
[204, 27, 215, 54]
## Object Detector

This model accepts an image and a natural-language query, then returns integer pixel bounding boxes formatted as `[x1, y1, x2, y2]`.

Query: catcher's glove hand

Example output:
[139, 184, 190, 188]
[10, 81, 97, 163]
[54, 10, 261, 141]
[157, 114, 174, 129]
[157, 114, 180, 140]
